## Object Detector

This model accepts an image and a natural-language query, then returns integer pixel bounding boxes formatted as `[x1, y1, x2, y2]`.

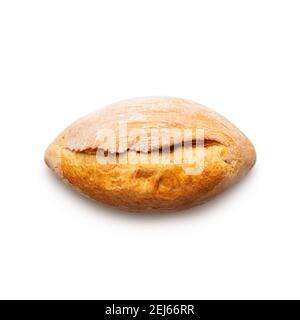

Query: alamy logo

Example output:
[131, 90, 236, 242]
[95, 121, 205, 175]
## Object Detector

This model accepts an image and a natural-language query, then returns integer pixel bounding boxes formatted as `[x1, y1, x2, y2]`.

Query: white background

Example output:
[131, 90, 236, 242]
[0, 0, 299, 300]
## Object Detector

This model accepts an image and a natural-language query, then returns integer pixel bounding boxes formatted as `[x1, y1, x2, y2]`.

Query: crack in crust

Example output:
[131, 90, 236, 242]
[72, 139, 223, 156]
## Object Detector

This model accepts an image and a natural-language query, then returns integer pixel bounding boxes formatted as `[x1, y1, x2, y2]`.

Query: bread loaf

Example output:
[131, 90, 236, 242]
[45, 97, 256, 211]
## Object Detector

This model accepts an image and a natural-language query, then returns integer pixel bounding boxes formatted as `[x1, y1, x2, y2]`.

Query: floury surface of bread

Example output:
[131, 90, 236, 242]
[45, 97, 256, 211]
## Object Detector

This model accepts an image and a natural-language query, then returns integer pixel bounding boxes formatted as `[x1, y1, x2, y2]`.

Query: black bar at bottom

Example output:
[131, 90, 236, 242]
[1, 300, 299, 319]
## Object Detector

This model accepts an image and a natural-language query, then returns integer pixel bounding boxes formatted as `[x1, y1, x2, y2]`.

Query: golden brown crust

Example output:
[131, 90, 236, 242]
[44, 97, 256, 211]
